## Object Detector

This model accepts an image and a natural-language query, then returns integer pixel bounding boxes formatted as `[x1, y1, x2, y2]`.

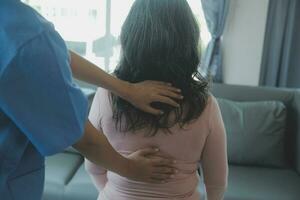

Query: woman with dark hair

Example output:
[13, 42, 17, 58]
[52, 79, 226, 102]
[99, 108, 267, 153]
[85, 0, 228, 199]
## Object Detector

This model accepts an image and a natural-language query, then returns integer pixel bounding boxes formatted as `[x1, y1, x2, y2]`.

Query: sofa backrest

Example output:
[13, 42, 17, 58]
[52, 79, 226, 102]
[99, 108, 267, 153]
[211, 83, 300, 174]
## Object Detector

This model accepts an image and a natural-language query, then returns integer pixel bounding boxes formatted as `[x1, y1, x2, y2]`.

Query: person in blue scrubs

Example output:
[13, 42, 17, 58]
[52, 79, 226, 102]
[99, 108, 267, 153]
[0, 1, 182, 199]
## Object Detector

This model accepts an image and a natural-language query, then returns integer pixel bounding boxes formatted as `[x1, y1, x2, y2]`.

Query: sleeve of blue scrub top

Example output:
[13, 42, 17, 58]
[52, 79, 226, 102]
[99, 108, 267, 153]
[0, 29, 88, 156]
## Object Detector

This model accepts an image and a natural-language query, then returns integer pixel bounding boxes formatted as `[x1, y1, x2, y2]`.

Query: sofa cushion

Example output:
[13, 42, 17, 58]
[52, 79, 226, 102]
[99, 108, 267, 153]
[225, 165, 300, 200]
[217, 98, 287, 167]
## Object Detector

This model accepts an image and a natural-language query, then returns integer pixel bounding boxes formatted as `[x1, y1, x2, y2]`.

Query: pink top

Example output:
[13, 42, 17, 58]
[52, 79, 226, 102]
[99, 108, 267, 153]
[85, 88, 228, 200]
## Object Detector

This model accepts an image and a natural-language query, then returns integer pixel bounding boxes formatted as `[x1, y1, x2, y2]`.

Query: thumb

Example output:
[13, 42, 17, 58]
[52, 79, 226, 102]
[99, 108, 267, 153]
[135, 147, 160, 156]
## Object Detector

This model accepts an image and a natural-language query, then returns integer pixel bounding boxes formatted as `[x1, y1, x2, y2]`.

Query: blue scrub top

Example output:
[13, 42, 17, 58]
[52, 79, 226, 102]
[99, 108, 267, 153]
[0, 1, 88, 199]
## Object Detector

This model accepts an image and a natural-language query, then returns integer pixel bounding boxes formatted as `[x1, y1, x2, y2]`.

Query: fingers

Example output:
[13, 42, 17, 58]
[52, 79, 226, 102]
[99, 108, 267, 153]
[153, 167, 178, 175]
[150, 174, 175, 183]
[149, 166, 179, 183]
[144, 80, 172, 86]
[153, 95, 180, 108]
[144, 106, 164, 115]
[137, 149, 176, 163]
[151, 157, 177, 166]
[135, 147, 175, 160]
[156, 85, 181, 93]
[134, 147, 159, 156]
[144, 93, 182, 115]
[149, 162, 178, 183]
[146, 151, 175, 160]
[144, 81, 181, 93]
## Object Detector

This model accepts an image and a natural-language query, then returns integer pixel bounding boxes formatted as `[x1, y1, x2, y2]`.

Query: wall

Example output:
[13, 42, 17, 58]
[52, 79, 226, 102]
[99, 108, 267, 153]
[222, 0, 269, 86]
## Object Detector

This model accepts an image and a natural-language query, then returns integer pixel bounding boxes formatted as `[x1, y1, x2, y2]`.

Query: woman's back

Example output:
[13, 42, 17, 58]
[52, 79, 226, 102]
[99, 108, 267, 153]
[85, 88, 228, 200]
[86, 0, 227, 199]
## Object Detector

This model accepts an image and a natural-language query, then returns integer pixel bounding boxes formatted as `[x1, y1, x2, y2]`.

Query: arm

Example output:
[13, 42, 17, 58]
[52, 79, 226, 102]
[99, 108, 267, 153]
[69, 51, 183, 115]
[201, 96, 228, 200]
[74, 121, 176, 183]
[83, 88, 108, 190]
[73, 121, 129, 178]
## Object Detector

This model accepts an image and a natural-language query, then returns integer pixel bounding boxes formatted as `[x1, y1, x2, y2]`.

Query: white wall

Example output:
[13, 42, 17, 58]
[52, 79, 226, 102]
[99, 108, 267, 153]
[222, 0, 269, 86]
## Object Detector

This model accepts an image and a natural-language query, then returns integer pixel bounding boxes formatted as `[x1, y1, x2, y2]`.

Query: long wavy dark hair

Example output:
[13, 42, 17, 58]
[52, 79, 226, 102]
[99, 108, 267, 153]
[111, 0, 209, 136]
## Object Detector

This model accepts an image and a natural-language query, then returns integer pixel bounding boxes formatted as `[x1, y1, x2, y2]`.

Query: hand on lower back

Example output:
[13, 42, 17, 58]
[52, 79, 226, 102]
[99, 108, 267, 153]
[125, 147, 178, 183]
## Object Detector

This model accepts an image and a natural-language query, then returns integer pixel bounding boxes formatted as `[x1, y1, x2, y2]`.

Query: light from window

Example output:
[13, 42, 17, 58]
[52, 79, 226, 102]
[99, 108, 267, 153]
[22, 0, 211, 72]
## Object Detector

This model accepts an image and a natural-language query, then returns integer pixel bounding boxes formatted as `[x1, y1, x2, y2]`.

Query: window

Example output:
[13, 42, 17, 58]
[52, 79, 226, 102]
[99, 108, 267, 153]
[22, 0, 210, 72]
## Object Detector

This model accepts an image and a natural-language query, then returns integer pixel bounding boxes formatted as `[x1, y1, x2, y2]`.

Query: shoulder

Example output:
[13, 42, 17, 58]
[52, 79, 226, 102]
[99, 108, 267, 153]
[208, 93, 219, 110]
[0, 1, 55, 71]
[197, 93, 220, 125]
[0, 1, 53, 31]
[89, 87, 112, 128]
[0, 29, 69, 79]
[203, 93, 218, 114]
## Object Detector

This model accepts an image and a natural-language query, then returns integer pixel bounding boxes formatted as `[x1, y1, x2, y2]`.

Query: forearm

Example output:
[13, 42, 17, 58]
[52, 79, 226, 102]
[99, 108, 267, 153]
[69, 50, 130, 99]
[73, 120, 130, 177]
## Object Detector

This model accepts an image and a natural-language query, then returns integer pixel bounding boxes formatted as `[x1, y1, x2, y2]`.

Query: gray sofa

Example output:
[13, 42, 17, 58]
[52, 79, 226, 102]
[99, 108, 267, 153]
[42, 83, 300, 200]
